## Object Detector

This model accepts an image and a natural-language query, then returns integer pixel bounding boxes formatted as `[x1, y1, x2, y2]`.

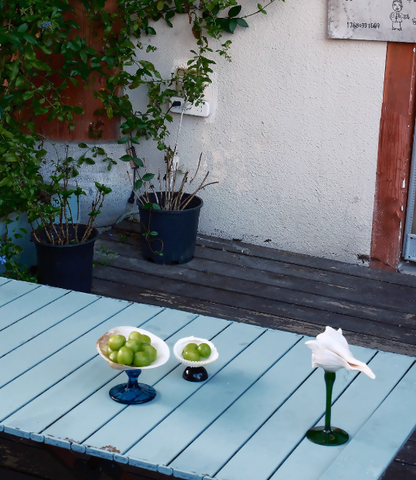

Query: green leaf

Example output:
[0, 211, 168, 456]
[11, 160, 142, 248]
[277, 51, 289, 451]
[228, 18, 238, 33]
[120, 154, 132, 162]
[118, 137, 129, 144]
[228, 5, 242, 17]
[237, 18, 249, 27]
[142, 173, 154, 181]
[174, 0, 183, 12]
[0, 177, 10, 187]
[80, 50, 88, 63]
[22, 33, 37, 45]
[78, 143, 88, 148]
[17, 23, 28, 33]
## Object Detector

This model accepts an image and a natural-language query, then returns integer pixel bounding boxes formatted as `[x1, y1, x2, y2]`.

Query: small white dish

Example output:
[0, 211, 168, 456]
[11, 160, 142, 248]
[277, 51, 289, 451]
[173, 336, 219, 367]
[96, 326, 170, 371]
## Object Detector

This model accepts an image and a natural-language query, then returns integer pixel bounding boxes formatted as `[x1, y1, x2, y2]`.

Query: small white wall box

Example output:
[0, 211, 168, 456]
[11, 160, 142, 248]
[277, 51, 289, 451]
[170, 96, 210, 117]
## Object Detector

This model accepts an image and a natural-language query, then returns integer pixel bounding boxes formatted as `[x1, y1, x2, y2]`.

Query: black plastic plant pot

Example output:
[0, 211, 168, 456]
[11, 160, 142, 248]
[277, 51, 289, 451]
[139, 193, 203, 265]
[33, 225, 99, 293]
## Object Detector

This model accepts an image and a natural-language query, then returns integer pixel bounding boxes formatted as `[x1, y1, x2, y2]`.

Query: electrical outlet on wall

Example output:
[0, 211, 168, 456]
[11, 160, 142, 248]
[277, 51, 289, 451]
[169, 96, 210, 117]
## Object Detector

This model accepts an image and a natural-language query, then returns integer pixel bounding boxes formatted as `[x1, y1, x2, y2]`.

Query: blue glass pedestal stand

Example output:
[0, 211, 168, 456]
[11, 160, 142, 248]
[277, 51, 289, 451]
[109, 369, 156, 404]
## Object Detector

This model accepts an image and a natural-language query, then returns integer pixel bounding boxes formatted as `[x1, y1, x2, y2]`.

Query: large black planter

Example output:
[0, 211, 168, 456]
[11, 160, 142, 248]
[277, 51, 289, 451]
[33, 225, 99, 293]
[139, 193, 203, 265]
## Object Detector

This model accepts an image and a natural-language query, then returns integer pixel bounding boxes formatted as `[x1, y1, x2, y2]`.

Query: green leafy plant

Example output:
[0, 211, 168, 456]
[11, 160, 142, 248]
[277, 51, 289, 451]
[0, 230, 36, 282]
[126, 144, 218, 210]
[0, 0, 278, 273]
[94, 243, 118, 266]
[1, 0, 278, 149]
[25, 142, 113, 245]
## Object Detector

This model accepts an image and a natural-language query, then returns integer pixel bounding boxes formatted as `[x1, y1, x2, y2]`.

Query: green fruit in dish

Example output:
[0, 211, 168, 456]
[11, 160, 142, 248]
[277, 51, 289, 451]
[108, 350, 118, 363]
[128, 331, 142, 342]
[125, 339, 141, 353]
[117, 346, 134, 365]
[108, 334, 126, 351]
[183, 342, 198, 353]
[140, 334, 151, 344]
[182, 349, 201, 362]
[143, 344, 157, 363]
[133, 351, 151, 367]
[198, 343, 211, 358]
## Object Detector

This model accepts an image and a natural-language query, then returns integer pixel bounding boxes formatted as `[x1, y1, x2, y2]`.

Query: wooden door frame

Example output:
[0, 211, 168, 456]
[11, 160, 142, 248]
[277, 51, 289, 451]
[370, 42, 416, 270]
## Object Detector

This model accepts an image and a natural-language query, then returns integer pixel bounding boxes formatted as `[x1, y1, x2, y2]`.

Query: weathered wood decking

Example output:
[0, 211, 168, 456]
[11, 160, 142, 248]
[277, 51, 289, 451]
[90, 220, 416, 480]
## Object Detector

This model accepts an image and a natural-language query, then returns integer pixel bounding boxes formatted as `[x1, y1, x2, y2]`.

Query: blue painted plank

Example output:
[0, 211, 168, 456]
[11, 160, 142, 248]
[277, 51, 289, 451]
[41, 311, 213, 447]
[2, 306, 193, 438]
[126, 329, 301, 472]
[214, 345, 375, 480]
[170, 336, 313, 480]
[0, 279, 39, 308]
[0, 284, 68, 330]
[0, 297, 133, 421]
[83, 321, 264, 463]
[269, 351, 414, 480]
[0, 280, 41, 312]
[0, 296, 132, 389]
[0, 290, 99, 358]
[318, 362, 416, 480]
[0, 278, 10, 286]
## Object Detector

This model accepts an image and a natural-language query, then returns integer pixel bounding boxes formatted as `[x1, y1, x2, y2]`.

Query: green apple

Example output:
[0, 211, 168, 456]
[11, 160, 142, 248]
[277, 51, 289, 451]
[108, 334, 126, 351]
[125, 339, 141, 353]
[198, 343, 211, 358]
[140, 334, 151, 345]
[133, 351, 151, 367]
[117, 346, 134, 365]
[182, 349, 200, 362]
[108, 350, 118, 363]
[143, 344, 157, 363]
[128, 331, 142, 342]
[183, 342, 198, 353]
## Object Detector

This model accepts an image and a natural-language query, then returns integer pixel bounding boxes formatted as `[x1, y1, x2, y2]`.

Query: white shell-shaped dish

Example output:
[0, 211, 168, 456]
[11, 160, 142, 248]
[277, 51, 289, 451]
[173, 336, 219, 367]
[96, 326, 170, 371]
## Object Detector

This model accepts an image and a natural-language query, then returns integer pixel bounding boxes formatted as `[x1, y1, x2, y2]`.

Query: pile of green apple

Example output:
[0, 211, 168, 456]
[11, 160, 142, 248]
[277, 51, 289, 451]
[103, 331, 157, 367]
[182, 342, 211, 362]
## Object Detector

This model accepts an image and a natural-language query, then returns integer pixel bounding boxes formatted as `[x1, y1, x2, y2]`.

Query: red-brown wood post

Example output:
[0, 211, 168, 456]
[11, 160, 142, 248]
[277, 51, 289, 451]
[370, 43, 416, 270]
[33, 0, 120, 141]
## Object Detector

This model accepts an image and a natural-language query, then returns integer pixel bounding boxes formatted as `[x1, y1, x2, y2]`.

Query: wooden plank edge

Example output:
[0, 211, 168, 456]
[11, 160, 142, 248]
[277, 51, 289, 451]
[91, 278, 416, 356]
[108, 222, 416, 288]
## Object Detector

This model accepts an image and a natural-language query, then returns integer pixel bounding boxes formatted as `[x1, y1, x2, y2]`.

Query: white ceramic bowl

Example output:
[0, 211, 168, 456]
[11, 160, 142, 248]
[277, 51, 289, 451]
[173, 336, 219, 367]
[96, 326, 170, 371]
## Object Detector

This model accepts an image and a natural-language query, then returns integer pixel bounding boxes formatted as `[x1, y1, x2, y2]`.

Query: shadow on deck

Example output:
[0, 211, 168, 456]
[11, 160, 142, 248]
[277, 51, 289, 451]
[92, 220, 416, 480]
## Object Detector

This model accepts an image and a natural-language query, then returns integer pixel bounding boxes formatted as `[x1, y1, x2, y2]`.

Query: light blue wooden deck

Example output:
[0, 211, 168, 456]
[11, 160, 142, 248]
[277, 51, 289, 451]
[0, 278, 415, 480]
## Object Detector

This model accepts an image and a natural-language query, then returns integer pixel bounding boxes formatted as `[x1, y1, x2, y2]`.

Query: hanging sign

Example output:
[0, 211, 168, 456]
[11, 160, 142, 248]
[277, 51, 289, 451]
[328, 0, 416, 42]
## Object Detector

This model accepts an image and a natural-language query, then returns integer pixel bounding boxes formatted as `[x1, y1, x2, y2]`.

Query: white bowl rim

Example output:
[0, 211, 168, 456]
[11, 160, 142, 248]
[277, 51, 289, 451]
[173, 336, 219, 367]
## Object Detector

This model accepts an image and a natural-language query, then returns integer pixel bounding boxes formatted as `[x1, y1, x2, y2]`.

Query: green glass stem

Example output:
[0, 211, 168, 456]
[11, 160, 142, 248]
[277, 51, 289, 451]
[324, 371, 335, 432]
[306, 370, 349, 446]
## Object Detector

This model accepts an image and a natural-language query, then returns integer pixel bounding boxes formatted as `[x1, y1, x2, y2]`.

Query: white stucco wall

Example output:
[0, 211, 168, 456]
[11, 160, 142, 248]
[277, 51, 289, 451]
[73, 0, 388, 264]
